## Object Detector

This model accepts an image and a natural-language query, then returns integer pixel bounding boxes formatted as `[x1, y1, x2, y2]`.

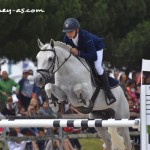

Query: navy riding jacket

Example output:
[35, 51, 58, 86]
[63, 29, 105, 61]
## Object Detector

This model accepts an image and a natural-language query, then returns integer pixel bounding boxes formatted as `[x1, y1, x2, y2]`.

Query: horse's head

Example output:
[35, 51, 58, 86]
[35, 39, 56, 87]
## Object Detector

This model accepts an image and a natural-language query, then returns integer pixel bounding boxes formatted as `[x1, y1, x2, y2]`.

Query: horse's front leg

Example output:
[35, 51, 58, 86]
[45, 83, 67, 112]
[73, 83, 92, 107]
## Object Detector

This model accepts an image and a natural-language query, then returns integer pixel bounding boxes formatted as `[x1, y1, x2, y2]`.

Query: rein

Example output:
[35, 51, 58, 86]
[76, 56, 90, 72]
[76, 56, 97, 87]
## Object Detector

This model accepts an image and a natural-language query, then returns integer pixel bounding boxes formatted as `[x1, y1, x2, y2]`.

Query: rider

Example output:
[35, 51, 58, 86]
[62, 18, 116, 105]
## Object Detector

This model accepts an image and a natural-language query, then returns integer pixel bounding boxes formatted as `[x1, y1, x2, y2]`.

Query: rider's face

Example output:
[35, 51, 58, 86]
[66, 30, 76, 39]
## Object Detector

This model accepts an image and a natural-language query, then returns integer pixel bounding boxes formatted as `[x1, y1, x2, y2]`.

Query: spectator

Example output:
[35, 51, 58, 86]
[126, 79, 138, 103]
[27, 105, 38, 135]
[129, 103, 140, 150]
[27, 69, 39, 100]
[119, 73, 128, 96]
[63, 127, 81, 150]
[14, 127, 38, 149]
[40, 126, 74, 150]
[46, 128, 74, 150]
[128, 100, 140, 114]
[7, 128, 27, 150]
[0, 71, 19, 112]
[38, 101, 57, 118]
[36, 128, 46, 150]
[145, 75, 150, 85]
[8, 128, 38, 150]
[20, 105, 38, 136]
[14, 127, 23, 137]
[132, 71, 141, 86]
[18, 69, 37, 111]
[29, 98, 39, 113]
[126, 79, 140, 115]
[61, 138, 74, 150]
[17, 106, 27, 117]
[113, 70, 120, 80]
[27, 104, 38, 117]
[132, 71, 141, 99]
[1, 97, 16, 116]
[126, 78, 140, 150]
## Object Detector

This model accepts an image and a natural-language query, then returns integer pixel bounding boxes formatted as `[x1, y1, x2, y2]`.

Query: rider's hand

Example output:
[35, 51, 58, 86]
[70, 48, 79, 56]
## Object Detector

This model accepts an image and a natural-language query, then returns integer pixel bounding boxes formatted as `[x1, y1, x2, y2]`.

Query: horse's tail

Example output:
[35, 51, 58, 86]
[108, 127, 126, 150]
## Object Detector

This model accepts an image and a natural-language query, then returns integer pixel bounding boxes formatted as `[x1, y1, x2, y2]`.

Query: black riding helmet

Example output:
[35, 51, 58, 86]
[63, 18, 80, 32]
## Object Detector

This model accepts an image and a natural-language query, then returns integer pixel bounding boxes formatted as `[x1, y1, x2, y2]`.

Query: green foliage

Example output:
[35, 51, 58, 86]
[0, 0, 149, 71]
[116, 20, 150, 70]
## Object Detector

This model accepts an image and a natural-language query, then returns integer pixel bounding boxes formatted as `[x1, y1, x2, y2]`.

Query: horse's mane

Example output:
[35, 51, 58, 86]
[54, 41, 71, 52]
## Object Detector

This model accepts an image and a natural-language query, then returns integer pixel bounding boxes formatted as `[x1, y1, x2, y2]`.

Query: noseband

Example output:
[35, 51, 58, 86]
[36, 48, 71, 84]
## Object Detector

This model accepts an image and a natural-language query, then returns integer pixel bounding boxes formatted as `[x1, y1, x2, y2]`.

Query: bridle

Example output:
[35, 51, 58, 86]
[36, 47, 72, 84]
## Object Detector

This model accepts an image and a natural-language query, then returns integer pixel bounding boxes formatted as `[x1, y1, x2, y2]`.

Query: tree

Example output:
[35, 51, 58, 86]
[115, 20, 150, 71]
[0, 0, 149, 72]
[0, 0, 82, 61]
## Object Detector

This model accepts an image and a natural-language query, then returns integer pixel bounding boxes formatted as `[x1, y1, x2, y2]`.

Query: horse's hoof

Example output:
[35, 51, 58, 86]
[78, 99, 90, 106]
[84, 101, 90, 107]
[58, 100, 67, 104]
[52, 105, 59, 112]
[49, 103, 59, 112]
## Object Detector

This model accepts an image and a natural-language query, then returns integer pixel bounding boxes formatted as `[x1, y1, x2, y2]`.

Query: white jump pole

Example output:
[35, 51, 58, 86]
[0, 119, 140, 128]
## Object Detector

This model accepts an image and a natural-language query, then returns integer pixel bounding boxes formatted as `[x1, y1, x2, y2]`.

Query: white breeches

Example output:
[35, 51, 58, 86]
[94, 49, 104, 75]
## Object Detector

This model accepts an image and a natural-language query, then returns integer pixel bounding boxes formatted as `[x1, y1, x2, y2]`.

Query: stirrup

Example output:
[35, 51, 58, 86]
[106, 98, 116, 105]
[105, 92, 116, 105]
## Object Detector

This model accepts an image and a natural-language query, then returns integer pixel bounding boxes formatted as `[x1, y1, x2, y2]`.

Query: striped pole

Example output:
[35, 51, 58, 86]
[0, 119, 140, 128]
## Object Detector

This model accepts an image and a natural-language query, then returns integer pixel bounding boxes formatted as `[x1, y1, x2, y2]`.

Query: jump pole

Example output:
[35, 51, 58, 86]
[0, 119, 140, 128]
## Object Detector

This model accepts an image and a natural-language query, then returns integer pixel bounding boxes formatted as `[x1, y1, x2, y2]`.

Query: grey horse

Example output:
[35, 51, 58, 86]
[35, 39, 132, 150]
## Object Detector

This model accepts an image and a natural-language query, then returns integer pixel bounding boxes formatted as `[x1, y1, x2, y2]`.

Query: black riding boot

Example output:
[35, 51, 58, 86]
[98, 72, 116, 105]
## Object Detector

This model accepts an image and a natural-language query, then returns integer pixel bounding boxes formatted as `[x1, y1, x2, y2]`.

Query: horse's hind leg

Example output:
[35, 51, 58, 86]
[89, 112, 112, 150]
[95, 127, 112, 150]
[118, 127, 132, 150]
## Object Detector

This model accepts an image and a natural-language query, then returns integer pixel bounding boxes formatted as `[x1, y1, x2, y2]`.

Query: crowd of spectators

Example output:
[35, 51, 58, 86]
[0, 68, 82, 150]
[0, 66, 149, 150]
[111, 70, 144, 150]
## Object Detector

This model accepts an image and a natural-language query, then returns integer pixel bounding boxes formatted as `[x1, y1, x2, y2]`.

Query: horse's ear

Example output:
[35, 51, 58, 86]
[50, 39, 54, 49]
[37, 38, 44, 49]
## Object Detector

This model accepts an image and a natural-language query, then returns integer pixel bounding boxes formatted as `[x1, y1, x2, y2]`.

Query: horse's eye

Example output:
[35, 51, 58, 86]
[48, 57, 52, 61]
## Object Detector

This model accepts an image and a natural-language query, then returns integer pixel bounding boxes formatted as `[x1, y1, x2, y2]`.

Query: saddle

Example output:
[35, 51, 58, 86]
[92, 75, 119, 88]
[89, 64, 119, 88]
